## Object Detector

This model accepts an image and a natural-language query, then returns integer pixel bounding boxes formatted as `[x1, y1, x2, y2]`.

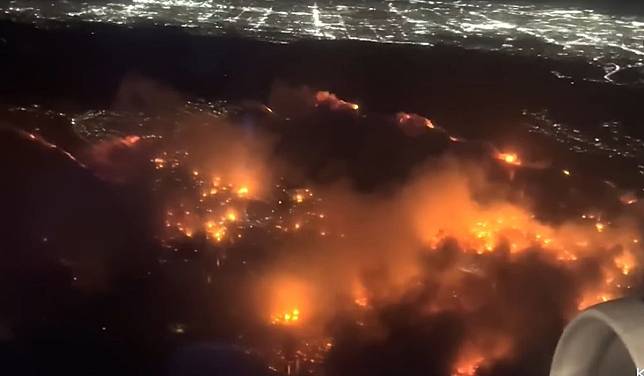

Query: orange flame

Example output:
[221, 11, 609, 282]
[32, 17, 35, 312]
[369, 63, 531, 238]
[315, 91, 359, 111]
[496, 152, 521, 166]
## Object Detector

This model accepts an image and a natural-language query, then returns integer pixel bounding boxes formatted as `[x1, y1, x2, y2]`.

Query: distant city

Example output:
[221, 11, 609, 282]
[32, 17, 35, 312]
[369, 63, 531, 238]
[3, 0, 644, 70]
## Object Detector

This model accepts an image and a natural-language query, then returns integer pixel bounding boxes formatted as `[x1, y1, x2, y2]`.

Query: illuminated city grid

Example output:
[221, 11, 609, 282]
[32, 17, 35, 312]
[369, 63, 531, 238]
[3, 0, 643, 69]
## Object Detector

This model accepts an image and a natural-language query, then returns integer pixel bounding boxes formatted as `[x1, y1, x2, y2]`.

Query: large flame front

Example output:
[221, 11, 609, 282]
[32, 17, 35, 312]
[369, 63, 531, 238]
[93, 90, 641, 376]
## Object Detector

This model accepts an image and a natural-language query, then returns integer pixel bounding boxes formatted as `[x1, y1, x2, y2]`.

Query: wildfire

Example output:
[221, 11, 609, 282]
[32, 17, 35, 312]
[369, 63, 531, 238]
[614, 250, 636, 276]
[122, 135, 141, 146]
[451, 336, 511, 376]
[237, 185, 250, 197]
[496, 152, 521, 166]
[352, 281, 369, 308]
[407, 167, 642, 339]
[113, 92, 642, 376]
[354, 297, 368, 307]
[577, 291, 613, 310]
[265, 277, 312, 328]
[424, 207, 639, 312]
[453, 355, 485, 376]
[153, 157, 165, 169]
[225, 209, 237, 222]
[314, 91, 359, 112]
[620, 192, 638, 205]
[396, 112, 436, 136]
[205, 221, 226, 242]
[293, 188, 313, 204]
[271, 308, 301, 326]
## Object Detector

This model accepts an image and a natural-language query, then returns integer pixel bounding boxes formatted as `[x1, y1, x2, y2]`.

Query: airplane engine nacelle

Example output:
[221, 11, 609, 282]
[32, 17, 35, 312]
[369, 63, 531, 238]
[551, 298, 644, 376]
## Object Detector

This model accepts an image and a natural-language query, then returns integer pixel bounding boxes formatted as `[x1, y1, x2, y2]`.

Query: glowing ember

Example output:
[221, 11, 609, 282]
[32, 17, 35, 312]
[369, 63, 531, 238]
[577, 292, 613, 310]
[620, 192, 638, 205]
[271, 308, 301, 326]
[225, 209, 237, 222]
[496, 152, 521, 166]
[614, 250, 636, 276]
[204, 221, 226, 242]
[237, 186, 249, 197]
[314, 91, 359, 112]
[123, 135, 141, 145]
[265, 277, 312, 329]
[354, 297, 368, 307]
[153, 157, 165, 169]
[396, 112, 436, 135]
[452, 355, 484, 376]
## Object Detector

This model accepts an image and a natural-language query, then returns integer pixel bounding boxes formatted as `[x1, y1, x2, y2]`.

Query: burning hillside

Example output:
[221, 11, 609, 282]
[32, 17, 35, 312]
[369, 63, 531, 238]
[2, 85, 643, 376]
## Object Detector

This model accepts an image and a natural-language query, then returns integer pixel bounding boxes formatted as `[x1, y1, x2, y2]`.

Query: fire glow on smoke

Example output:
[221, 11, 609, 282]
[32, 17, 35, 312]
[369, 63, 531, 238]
[61, 88, 642, 376]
